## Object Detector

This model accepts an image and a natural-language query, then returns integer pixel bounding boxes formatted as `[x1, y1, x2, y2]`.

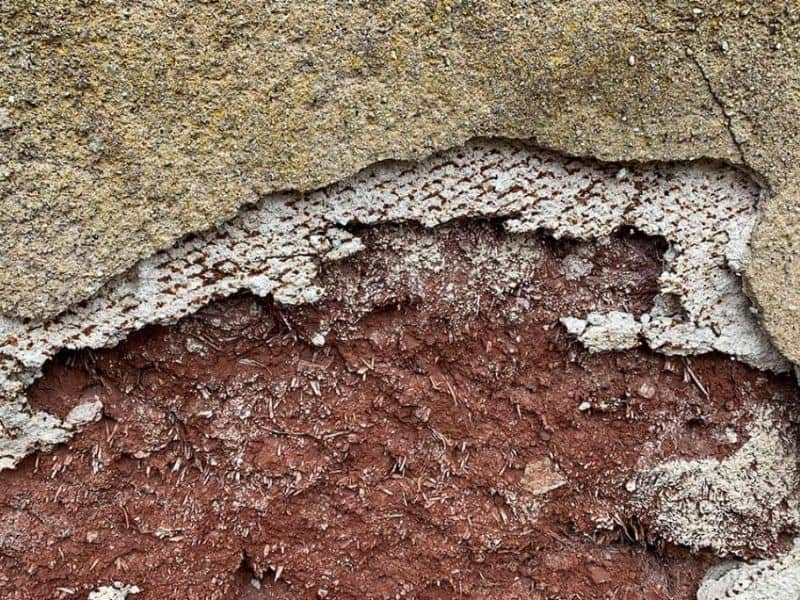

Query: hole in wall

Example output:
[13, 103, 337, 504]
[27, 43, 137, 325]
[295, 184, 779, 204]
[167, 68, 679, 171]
[0, 140, 794, 599]
[5, 222, 799, 599]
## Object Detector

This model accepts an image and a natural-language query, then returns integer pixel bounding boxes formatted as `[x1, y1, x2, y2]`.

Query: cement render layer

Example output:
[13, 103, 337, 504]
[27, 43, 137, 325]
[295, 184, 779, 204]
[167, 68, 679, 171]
[0, 2, 799, 363]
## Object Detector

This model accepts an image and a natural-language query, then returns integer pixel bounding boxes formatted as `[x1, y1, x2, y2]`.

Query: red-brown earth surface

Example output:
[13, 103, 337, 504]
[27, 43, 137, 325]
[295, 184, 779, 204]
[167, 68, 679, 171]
[1, 222, 798, 599]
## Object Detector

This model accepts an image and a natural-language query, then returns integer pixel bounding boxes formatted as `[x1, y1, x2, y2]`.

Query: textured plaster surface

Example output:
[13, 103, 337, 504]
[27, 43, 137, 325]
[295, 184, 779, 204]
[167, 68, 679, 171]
[0, 2, 798, 364]
[629, 407, 800, 555]
[561, 311, 643, 353]
[0, 140, 785, 470]
[697, 540, 800, 600]
[2, 5, 800, 597]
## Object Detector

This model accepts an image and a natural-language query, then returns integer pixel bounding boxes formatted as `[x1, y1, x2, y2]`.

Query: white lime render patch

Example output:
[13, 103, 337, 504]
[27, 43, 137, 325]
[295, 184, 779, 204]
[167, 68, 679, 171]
[561, 311, 643, 352]
[698, 540, 800, 600]
[0, 139, 787, 469]
[628, 408, 800, 555]
[87, 583, 141, 600]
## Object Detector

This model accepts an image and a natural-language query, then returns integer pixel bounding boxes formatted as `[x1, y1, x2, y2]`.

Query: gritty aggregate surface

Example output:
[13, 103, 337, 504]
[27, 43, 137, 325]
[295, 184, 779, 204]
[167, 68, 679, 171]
[2, 4, 800, 597]
[630, 407, 800, 555]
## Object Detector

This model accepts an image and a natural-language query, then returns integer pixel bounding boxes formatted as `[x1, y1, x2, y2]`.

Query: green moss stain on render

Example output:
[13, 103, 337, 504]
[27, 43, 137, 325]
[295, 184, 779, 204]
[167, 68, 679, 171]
[0, 1, 798, 363]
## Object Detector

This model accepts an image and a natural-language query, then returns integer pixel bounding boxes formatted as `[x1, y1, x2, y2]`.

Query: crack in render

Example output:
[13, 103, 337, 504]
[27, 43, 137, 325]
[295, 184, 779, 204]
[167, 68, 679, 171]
[690, 54, 747, 165]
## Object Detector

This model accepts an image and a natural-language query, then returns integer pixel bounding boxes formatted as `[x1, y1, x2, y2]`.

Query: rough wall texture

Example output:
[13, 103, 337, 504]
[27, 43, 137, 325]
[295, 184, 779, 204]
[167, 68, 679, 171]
[0, 2, 799, 364]
[2, 2, 800, 599]
[698, 540, 800, 600]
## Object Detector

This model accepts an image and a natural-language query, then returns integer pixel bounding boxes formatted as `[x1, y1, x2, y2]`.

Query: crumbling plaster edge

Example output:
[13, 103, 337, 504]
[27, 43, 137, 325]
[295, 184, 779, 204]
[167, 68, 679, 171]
[0, 137, 787, 469]
[0, 137, 797, 600]
[84, 135, 800, 372]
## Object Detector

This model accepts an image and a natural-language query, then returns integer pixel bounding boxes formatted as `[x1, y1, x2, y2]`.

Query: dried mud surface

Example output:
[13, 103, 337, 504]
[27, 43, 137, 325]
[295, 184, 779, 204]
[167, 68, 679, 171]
[2, 223, 798, 599]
